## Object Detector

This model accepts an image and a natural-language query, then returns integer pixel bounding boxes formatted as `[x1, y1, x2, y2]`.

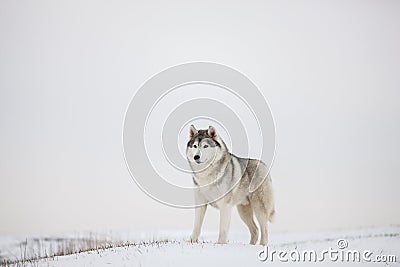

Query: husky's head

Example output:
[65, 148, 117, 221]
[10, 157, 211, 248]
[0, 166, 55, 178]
[186, 125, 225, 168]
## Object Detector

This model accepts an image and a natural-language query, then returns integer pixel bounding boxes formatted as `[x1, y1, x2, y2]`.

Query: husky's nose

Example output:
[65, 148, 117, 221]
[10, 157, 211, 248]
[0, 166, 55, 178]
[194, 155, 200, 160]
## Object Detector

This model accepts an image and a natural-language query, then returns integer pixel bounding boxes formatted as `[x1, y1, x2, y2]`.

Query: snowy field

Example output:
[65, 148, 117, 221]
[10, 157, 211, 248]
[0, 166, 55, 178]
[1, 226, 399, 266]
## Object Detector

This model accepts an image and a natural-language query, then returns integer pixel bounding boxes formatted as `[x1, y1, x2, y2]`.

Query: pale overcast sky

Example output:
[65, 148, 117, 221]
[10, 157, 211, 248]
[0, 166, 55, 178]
[1, 0, 399, 235]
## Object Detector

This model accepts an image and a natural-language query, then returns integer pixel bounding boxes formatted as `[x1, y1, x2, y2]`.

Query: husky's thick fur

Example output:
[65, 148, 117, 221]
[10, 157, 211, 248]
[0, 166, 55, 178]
[186, 125, 275, 245]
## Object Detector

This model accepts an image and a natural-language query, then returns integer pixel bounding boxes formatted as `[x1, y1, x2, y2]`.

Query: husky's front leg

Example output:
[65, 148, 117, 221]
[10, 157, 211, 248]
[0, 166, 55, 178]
[217, 206, 232, 244]
[189, 204, 207, 242]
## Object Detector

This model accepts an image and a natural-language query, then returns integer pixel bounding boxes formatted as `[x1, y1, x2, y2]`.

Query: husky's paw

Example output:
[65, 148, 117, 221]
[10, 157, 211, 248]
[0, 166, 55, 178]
[187, 236, 199, 243]
[216, 239, 228, 244]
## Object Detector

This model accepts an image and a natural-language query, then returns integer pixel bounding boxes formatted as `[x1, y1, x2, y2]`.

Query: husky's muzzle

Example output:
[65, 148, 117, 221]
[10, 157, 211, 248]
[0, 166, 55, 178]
[194, 154, 201, 163]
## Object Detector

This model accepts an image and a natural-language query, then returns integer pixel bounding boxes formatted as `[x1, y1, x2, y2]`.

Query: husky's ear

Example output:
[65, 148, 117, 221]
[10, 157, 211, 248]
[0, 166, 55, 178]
[208, 126, 217, 138]
[189, 125, 198, 138]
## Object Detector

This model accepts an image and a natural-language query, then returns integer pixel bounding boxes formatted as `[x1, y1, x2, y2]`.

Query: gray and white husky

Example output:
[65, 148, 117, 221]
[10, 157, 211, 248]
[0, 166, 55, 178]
[186, 125, 275, 245]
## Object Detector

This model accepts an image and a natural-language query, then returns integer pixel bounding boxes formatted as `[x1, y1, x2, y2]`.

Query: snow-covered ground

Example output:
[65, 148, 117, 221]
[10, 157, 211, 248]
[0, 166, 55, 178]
[1, 226, 399, 266]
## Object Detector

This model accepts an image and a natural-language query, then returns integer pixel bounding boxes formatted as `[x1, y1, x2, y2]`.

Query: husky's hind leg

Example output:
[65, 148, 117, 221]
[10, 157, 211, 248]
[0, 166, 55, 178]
[237, 204, 258, 245]
[253, 201, 270, 246]
[252, 174, 274, 245]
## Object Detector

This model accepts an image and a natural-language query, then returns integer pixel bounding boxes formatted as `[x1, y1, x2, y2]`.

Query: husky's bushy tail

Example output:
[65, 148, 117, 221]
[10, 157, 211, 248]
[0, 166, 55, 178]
[269, 209, 276, 222]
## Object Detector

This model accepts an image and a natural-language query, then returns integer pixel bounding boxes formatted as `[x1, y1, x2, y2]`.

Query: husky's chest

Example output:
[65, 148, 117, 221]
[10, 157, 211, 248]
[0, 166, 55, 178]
[198, 182, 249, 209]
[193, 158, 250, 208]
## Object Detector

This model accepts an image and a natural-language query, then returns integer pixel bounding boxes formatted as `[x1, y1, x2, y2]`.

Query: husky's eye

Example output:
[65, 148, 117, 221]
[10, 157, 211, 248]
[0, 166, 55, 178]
[203, 145, 208, 148]
[193, 145, 197, 148]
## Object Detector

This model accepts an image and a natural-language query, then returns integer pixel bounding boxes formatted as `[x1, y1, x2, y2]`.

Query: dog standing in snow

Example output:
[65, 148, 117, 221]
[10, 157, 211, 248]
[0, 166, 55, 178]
[186, 125, 275, 245]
